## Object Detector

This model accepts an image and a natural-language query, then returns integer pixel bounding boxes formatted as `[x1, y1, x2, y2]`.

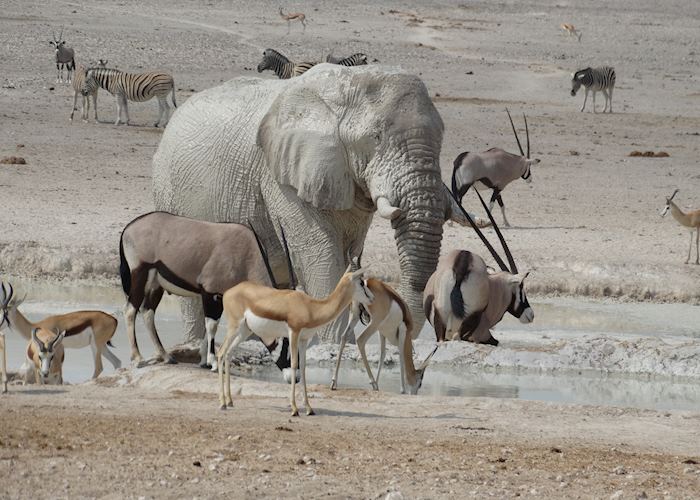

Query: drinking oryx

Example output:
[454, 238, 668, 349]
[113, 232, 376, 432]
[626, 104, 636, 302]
[50, 28, 75, 83]
[423, 186, 534, 345]
[660, 189, 700, 265]
[451, 109, 540, 227]
[571, 66, 616, 113]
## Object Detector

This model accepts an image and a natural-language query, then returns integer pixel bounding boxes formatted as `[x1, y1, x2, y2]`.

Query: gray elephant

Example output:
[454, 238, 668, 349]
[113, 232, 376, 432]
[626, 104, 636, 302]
[152, 64, 468, 344]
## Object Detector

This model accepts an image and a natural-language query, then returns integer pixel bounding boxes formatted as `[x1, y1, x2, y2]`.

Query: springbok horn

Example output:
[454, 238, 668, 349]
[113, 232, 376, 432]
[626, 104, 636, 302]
[473, 188, 518, 274]
[249, 222, 278, 289]
[419, 345, 439, 370]
[50, 330, 65, 349]
[444, 183, 509, 273]
[376, 196, 401, 220]
[59, 27, 64, 41]
[669, 189, 679, 201]
[279, 223, 297, 290]
[0, 283, 6, 305]
[506, 108, 525, 158]
[31, 328, 40, 346]
[524, 113, 530, 159]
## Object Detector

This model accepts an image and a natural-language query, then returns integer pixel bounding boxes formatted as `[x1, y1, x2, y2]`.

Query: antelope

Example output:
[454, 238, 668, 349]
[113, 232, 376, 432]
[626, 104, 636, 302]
[660, 189, 700, 265]
[217, 253, 373, 415]
[50, 28, 75, 83]
[1, 311, 7, 393]
[119, 212, 300, 375]
[279, 7, 306, 33]
[452, 109, 540, 227]
[330, 275, 438, 394]
[423, 186, 534, 345]
[27, 328, 66, 384]
[0, 282, 120, 379]
[561, 23, 582, 42]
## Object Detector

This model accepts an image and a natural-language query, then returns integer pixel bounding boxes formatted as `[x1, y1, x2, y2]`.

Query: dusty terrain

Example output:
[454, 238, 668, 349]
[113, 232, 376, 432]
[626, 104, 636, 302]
[1, 368, 699, 499]
[1, 0, 700, 498]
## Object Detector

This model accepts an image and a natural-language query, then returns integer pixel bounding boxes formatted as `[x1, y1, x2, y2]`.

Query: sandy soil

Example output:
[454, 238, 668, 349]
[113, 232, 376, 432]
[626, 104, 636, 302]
[0, 367, 699, 499]
[1, 0, 699, 301]
[1, 1, 700, 497]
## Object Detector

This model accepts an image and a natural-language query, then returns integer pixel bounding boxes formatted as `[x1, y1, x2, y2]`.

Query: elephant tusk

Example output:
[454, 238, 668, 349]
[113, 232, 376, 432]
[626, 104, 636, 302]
[376, 196, 401, 220]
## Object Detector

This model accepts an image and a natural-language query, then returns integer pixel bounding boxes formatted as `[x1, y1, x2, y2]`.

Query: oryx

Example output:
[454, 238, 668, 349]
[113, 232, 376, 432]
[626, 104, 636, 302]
[50, 28, 75, 83]
[451, 109, 541, 227]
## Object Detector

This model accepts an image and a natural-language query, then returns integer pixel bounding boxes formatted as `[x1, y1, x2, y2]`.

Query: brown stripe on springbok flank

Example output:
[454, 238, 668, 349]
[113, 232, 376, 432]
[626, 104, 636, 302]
[381, 282, 413, 335]
[65, 319, 92, 337]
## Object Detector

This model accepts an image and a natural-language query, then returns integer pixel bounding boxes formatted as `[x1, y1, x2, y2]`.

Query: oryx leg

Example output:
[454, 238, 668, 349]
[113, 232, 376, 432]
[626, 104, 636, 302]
[356, 323, 380, 390]
[433, 309, 447, 342]
[201, 293, 223, 371]
[496, 194, 511, 227]
[298, 337, 313, 415]
[56, 62, 61, 83]
[124, 268, 148, 365]
[580, 88, 589, 112]
[330, 314, 360, 390]
[488, 189, 500, 214]
[141, 284, 174, 364]
[398, 328, 407, 394]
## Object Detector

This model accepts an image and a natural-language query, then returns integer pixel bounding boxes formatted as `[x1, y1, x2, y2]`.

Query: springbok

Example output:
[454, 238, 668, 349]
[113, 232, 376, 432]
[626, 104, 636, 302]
[330, 276, 437, 394]
[119, 211, 299, 373]
[27, 328, 66, 384]
[661, 189, 700, 265]
[424, 186, 534, 345]
[279, 7, 306, 33]
[0, 311, 7, 393]
[0, 283, 120, 379]
[561, 23, 582, 42]
[50, 28, 75, 83]
[452, 109, 541, 227]
[218, 263, 373, 415]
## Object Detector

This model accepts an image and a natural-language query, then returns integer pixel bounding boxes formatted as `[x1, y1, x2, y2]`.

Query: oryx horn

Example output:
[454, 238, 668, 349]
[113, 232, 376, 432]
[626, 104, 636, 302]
[444, 182, 509, 273]
[249, 222, 278, 289]
[506, 108, 525, 158]
[524, 113, 530, 159]
[420, 345, 439, 369]
[473, 188, 518, 274]
[279, 222, 297, 290]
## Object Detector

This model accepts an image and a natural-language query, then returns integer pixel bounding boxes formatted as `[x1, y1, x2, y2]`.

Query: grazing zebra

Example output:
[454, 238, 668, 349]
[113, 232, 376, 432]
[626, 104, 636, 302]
[70, 60, 107, 122]
[325, 52, 368, 66]
[81, 67, 177, 127]
[571, 66, 616, 113]
[256, 49, 317, 79]
[50, 29, 75, 83]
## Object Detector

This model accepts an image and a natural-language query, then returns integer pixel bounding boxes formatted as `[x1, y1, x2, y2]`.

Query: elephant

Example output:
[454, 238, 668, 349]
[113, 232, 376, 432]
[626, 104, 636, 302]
[152, 64, 470, 344]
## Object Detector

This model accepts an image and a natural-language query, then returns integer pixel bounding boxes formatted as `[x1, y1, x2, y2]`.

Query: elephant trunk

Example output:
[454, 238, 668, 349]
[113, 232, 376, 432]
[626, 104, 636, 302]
[393, 186, 444, 334]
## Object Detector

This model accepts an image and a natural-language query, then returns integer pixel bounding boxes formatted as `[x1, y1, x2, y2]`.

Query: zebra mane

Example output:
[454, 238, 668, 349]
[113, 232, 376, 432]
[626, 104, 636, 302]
[573, 67, 591, 80]
[263, 48, 290, 64]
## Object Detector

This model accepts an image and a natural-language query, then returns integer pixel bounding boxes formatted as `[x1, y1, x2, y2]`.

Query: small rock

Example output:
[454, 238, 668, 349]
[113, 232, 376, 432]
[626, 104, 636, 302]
[208, 463, 217, 471]
[610, 491, 624, 500]
[192, 461, 202, 467]
[228, 435, 241, 441]
[569, 150, 579, 156]
[0, 156, 26, 165]
[613, 466, 626, 475]
[385, 492, 404, 500]
[190, 478, 200, 484]
[636, 492, 648, 499]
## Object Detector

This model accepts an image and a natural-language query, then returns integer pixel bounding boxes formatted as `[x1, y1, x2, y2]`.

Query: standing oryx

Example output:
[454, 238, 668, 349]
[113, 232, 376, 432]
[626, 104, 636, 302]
[452, 109, 540, 227]
[660, 189, 700, 265]
[50, 28, 75, 83]
[423, 187, 534, 345]
[119, 212, 299, 374]
[571, 66, 616, 113]
[81, 66, 177, 127]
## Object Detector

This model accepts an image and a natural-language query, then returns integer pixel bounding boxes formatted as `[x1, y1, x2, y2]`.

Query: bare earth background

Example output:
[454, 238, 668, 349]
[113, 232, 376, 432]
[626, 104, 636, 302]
[1, 0, 700, 498]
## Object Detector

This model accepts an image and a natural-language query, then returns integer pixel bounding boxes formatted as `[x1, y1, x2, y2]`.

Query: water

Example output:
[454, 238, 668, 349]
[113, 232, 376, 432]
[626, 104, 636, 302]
[2, 280, 699, 411]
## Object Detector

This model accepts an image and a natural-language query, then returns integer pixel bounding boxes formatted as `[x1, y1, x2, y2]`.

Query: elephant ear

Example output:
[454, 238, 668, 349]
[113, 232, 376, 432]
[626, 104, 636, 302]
[257, 85, 354, 210]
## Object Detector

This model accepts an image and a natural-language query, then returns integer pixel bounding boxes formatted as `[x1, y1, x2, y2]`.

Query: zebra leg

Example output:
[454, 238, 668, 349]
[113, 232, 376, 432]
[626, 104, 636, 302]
[607, 86, 614, 113]
[580, 88, 588, 112]
[91, 92, 98, 122]
[592, 91, 597, 113]
[70, 90, 79, 121]
[122, 96, 130, 125]
[115, 96, 123, 125]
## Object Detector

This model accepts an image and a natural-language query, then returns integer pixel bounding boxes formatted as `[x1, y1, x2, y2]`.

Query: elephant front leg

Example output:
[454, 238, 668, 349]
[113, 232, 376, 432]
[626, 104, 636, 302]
[180, 296, 207, 350]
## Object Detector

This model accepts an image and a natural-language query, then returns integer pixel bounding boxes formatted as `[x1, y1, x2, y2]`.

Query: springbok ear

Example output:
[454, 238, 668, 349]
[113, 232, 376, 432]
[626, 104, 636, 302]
[258, 77, 354, 210]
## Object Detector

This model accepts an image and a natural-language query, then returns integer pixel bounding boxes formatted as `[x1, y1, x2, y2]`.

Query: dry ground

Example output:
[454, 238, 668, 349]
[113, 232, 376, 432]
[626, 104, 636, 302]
[1, 368, 699, 499]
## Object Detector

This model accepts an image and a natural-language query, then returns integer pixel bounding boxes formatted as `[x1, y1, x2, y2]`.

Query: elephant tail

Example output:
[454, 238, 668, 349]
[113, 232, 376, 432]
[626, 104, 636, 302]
[119, 235, 131, 296]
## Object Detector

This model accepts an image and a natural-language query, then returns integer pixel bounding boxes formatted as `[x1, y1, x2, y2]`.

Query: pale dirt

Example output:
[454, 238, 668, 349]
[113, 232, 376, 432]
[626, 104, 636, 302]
[1, 1, 700, 498]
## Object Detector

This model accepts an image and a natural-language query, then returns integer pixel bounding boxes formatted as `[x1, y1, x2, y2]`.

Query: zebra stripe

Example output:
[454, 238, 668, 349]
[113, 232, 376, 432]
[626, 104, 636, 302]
[257, 49, 317, 79]
[83, 67, 177, 126]
[326, 52, 368, 66]
[571, 66, 616, 113]
[70, 64, 96, 122]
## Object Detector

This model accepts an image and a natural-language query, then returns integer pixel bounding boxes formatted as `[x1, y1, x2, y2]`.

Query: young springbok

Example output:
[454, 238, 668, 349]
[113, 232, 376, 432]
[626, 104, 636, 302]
[452, 109, 540, 227]
[0, 283, 120, 379]
[661, 189, 700, 264]
[218, 268, 372, 415]
[330, 277, 437, 394]
[560, 23, 582, 42]
[27, 327, 66, 384]
[120, 212, 292, 371]
[279, 7, 306, 33]
[424, 186, 534, 345]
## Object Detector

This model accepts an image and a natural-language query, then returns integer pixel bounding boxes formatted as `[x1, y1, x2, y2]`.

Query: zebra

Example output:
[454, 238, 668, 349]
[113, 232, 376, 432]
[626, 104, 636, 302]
[325, 52, 368, 66]
[571, 66, 616, 113]
[70, 60, 107, 122]
[50, 29, 75, 84]
[256, 49, 317, 79]
[81, 67, 177, 127]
